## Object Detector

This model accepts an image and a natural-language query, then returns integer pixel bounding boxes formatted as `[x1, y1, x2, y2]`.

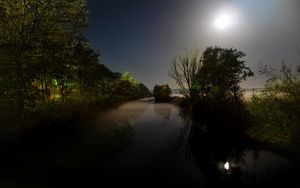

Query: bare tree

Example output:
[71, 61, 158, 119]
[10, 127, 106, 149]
[168, 50, 202, 101]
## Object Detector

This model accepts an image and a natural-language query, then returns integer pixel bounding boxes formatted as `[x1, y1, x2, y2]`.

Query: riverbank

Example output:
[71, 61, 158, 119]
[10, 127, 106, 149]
[0, 97, 140, 142]
[171, 92, 300, 171]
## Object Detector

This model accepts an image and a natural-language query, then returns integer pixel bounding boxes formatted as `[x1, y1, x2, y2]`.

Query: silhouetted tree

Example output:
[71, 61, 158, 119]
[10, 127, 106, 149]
[153, 84, 171, 102]
[97, 71, 149, 102]
[194, 47, 253, 103]
[73, 41, 116, 98]
[136, 83, 152, 98]
[168, 50, 201, 102]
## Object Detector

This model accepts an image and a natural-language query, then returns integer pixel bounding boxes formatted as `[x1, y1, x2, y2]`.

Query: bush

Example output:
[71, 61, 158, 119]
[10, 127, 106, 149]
[246, 63, 300, 148]
[247, 96, 298, 148]
[153, 84, 171, 102]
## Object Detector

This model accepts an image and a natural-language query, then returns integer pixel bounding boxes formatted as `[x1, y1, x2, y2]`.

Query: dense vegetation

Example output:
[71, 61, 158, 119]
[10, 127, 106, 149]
[247, 63, 300, 148]
[0, 0, 150, 134]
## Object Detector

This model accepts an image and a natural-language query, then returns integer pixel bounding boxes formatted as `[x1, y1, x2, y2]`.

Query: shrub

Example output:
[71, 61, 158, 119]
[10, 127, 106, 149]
[153, 84, 171, 102]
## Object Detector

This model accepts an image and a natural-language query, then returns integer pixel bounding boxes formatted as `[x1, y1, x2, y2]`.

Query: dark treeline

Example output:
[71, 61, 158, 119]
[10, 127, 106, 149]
[0, 0, 151, 131]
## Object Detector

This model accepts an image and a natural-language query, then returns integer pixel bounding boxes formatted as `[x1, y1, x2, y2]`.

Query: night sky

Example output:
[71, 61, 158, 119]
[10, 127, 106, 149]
[86, 0, 300, 89]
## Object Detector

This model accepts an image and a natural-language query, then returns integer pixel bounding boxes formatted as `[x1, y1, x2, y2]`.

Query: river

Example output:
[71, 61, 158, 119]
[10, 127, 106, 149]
[0, 98, 297, 187]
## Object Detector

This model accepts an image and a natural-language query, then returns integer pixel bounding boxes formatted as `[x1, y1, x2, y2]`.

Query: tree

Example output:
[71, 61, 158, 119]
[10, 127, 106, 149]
[194, 47, 253, 102]
[95, 71, 143, 102]
[0, 0, 150, 114]
[0, 0, 88, 109]
[136, 83, 152, 98]
[168, 50, 202, 102]
[73, 41, 116, 97]
[121, 71, 138, 87]
[153, 84, 171, 102]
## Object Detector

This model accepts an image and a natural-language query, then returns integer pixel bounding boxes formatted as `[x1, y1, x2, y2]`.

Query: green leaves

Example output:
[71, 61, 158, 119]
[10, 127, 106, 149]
[121, 71, 138, 87]
[195, 47, 253, 102]
[0, 0, 89, 108]
[0, 0, 151, 111]
[260, 62, 300, 100]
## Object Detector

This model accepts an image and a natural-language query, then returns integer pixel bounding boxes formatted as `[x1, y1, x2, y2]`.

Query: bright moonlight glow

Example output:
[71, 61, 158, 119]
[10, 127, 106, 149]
[213, 8, 238, 31]
[214, 13, 232, 30]
[224, 161, 230, 170]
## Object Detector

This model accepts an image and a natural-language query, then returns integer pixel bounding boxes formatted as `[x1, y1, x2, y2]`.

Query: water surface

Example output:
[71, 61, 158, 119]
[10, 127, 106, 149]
[0, 98, 296, 187]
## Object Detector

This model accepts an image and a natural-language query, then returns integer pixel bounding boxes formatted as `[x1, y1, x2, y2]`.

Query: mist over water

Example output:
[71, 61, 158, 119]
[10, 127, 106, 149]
[0, 99, 296, 187]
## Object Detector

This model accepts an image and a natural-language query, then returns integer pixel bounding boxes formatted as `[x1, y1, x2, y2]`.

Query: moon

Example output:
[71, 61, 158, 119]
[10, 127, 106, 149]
[213, 8, 238, 31]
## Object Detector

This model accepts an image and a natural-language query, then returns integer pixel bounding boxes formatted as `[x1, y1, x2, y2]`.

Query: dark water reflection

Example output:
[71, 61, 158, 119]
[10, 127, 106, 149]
[186, 112, 299, 187]
[0, 98, 298, 187]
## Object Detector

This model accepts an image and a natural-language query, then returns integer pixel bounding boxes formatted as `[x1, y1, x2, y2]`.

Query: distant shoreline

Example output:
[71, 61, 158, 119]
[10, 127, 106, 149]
[170, 88, 264, 99]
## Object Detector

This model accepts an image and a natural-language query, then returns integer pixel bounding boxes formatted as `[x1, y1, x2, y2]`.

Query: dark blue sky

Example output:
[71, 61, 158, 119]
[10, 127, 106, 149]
[86, 0, 300, 88]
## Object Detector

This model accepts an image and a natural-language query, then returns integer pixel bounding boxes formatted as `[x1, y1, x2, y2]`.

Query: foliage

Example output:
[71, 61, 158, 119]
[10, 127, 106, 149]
[121, 71, 138, 86]
[247, 63, 300, 148]
[259, 61, 300, 100]
[136, 83, 152, 98]
[0, 0, 88, 109]
[247, 96, 297, 148]
[0, 1, 149, 115]
[153, 84, 171, 102]
[194, 47, 253, 103]
[169, 47, 253, 107]
[0, 0, 150, 136]
[73, 41, 116, 96]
